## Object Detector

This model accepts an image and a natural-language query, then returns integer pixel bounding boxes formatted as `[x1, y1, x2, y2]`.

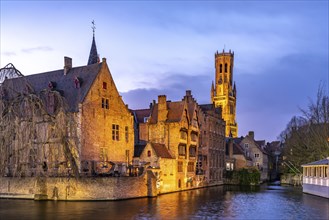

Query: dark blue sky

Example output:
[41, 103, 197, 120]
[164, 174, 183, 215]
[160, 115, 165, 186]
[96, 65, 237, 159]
[1, 1, 328, 141]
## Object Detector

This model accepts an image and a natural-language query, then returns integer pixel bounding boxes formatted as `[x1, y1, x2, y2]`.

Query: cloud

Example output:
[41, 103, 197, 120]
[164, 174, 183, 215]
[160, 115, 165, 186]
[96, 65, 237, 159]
[121, 72, 213, 110]
[2, 51, 16, 56]
[21, 46, 53, 54]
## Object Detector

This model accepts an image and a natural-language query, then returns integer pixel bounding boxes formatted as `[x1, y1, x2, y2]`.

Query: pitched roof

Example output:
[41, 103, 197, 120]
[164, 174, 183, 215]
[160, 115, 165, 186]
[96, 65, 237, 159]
[132, 108, 151, 123]
[233, 142, 245, 155]
[134, 143, 147, 157]
[302, 157, 329, 166]
[4, 62, 102, 112]
[151, 143, 175, 159]
[199, 104, 213, 111]
[256, 140, 266, 147]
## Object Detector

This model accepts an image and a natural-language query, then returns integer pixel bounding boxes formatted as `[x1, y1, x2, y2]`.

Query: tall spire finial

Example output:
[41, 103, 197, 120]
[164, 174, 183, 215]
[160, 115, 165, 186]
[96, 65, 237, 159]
[88, 20, 99, 65]
[91, 20, 96, 36]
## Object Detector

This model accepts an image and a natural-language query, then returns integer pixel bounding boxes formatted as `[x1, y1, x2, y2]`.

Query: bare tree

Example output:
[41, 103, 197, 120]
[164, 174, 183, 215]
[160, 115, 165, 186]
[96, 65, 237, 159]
[280, 83, 329, 169]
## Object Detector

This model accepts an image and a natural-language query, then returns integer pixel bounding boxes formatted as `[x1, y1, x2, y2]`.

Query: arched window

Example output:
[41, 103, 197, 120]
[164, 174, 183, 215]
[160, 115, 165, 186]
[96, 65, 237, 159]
[219, 64, 223, 73]
[225, 63, 228, 73]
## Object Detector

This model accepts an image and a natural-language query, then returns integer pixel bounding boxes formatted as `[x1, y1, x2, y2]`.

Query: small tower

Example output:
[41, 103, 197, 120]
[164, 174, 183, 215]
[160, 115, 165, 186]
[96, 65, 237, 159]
[211, 49, 238, 137]
[87, 20, 99, 65]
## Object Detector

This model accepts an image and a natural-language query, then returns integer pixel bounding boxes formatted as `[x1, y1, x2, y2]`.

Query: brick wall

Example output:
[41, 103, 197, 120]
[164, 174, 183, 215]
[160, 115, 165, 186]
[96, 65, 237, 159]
[0, 173, 155, 200]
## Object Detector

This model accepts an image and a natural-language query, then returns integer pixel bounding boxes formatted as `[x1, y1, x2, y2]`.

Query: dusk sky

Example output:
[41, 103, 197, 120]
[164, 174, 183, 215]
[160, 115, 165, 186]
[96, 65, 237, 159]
[1, 1, 328, 142]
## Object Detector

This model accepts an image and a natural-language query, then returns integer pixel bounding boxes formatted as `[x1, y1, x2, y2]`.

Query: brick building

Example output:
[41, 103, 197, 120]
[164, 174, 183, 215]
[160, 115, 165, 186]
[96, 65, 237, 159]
[0, 33, 134, 177]
[198, 104, 226, 184]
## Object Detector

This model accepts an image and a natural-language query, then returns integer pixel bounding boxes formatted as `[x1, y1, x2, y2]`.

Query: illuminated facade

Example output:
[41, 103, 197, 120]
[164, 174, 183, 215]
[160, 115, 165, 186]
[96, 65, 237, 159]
[211, 50, 238, 137]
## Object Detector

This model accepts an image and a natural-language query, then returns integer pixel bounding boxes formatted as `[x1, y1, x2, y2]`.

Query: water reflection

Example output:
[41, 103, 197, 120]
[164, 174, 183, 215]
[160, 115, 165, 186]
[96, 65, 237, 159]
[0, 185, 328, 220]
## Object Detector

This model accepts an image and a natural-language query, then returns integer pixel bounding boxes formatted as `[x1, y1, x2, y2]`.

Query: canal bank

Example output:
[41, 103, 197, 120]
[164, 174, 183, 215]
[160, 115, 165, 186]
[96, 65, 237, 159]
[0, 184, 328, 219]
[0, 173, 224, 201]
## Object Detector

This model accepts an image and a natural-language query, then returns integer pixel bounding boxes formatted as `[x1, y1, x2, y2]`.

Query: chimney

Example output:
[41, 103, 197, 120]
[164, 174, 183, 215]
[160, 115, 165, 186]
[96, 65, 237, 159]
[158, 95, 168, 121]
[229, 139, 233, 158]
[248, 131, 254, 140]
[64, 56, 72, 75]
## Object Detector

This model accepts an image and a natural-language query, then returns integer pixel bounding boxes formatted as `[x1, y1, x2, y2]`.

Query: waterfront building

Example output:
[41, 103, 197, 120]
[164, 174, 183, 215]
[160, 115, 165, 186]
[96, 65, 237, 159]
[133, 91, 227, 191]
[266, 141, 283, 180]
[211, 50, 238, 137]
[239, 131, 269, 181]
[146, 91, 200, 192]
[302, 157, 329, 198]
[198, 104, 226, 184]
[0, 32, 134, 178]
[225, 138, 252, 171]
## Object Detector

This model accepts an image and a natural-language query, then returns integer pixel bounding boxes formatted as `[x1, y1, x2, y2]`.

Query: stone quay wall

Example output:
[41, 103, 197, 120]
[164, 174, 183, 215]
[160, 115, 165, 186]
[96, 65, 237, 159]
[0, 171, 156, 201]
[281, 174, 303, 186]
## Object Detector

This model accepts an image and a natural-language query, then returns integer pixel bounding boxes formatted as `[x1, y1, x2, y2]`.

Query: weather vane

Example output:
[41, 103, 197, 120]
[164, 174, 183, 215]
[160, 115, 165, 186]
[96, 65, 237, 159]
[91, 20, 96, 36]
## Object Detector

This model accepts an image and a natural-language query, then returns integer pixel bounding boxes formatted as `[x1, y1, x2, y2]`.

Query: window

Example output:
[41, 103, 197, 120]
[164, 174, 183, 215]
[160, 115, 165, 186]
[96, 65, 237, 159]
[187, 162, 195, 172]
[178, 161, 183, 172]
[191, 132, 198, 142]
[102, 98, 109, 109]
[219, 64, 223, 73]
[178, 179, 181, 188]
[180, 130, 187, 140]
[112, 124, 119, 141]
[103, 82, 107, 90]
[178, 144, 186, 156]
[244, 143, 249, 149]
[226, 162, 231, 171]
[225, 63, 228, 73]
[255, 153, 260, 158]
[126, 150, 130, 163]
[147, 150, 151, 157]
[189, 146, 196, 157]
[143, 117, 149, 123]
[125, 126, 129, 142]
[230, 104, 234, 114]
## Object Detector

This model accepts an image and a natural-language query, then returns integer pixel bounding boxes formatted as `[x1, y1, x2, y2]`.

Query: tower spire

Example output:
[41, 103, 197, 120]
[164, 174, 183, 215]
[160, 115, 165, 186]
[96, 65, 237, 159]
[87, 20, 99, 65]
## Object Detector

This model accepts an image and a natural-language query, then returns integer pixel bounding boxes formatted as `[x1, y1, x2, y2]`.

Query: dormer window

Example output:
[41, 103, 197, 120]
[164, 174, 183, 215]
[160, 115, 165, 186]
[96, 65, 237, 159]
[74, 77, 80, 88]
[103, 82, 107, 90]
[48, 81, 55, 90]
[144, 117, 149, 123]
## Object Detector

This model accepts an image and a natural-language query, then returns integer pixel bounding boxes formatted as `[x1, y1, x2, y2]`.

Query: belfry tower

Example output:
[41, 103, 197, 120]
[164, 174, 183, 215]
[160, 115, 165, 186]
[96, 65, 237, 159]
[211, 49, 238, 137]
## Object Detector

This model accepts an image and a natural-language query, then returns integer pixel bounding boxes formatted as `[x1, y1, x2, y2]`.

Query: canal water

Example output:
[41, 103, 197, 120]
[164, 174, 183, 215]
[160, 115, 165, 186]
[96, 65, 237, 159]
[0, 184, 328, 219]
